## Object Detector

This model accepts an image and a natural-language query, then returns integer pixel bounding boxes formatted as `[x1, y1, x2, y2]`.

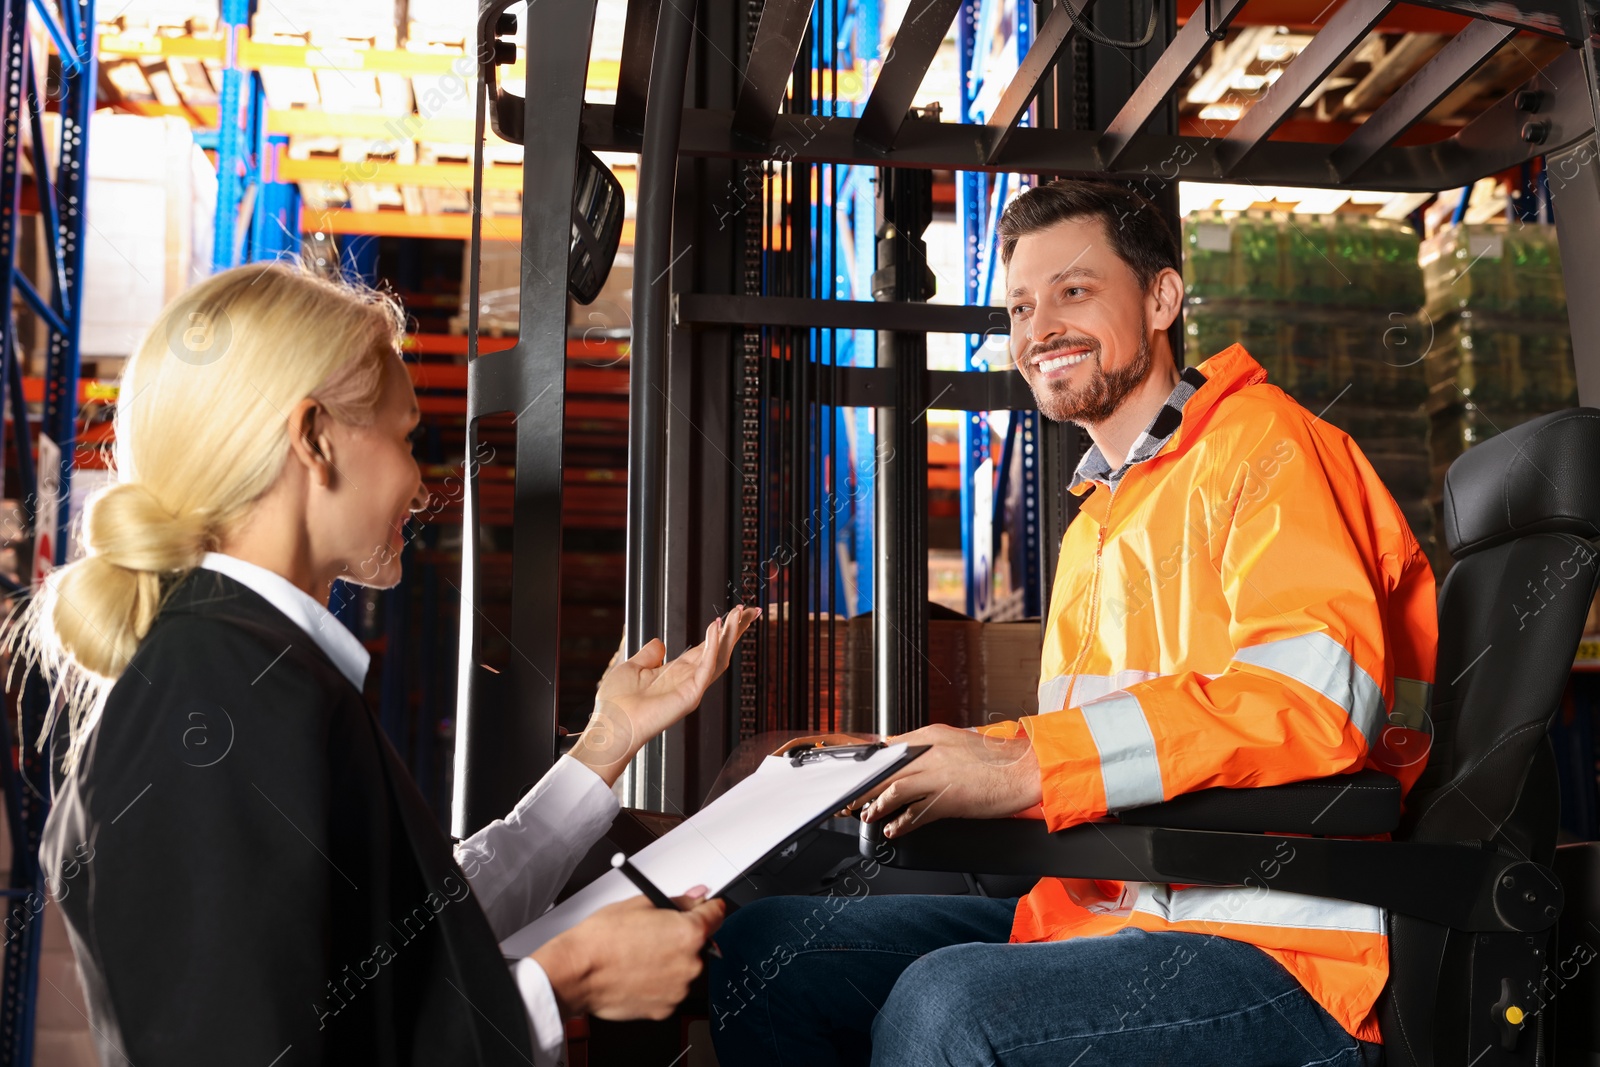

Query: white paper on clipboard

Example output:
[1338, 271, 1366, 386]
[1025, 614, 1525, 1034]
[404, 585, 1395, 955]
[499, 741, 915, 958]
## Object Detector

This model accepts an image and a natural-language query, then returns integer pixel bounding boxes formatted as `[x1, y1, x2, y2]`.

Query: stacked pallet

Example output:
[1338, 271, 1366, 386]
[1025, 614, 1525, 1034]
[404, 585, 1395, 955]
[1182, 209, 1432, 559]
[1419, 221, 1576, 569]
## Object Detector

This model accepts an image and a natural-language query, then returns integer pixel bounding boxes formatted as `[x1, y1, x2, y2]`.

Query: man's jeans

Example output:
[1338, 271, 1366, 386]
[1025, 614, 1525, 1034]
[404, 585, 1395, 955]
[707, 893, 1385, 1067]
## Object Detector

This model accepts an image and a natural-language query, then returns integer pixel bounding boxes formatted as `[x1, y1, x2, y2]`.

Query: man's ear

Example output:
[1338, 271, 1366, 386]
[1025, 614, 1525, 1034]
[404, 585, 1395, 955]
[1148, 266, 1184, 333]
[286, 398, 333, 486]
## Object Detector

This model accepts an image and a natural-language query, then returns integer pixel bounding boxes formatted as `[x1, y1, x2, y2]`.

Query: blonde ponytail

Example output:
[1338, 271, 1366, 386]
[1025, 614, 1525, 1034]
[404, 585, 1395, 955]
[3, 259, 405, 760]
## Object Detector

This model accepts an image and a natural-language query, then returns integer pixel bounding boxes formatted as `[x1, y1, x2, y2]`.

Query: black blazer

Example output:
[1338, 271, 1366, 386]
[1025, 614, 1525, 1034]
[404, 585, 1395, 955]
[42, 568, 535, 1065]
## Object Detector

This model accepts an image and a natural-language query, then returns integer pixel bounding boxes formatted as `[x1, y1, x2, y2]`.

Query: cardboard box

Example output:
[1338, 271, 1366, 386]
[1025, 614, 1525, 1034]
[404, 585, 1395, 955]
[77, 114, 216, 359]
[761, 608, 1041, 732]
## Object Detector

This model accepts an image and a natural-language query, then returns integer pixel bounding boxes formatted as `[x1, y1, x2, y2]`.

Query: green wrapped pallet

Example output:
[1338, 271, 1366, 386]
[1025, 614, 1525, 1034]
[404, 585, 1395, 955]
[1283, 214, 1336, 305]
[1329, 213, 1378, 307]
[1181, 209, 1437, 578]
[1506, 224, 1565, 317]
[1183, 307, 1240, 366]
[1234, 210, 1283, 301]
[1421, 223, 1511, 317]
[1182, 209, 1233, 301]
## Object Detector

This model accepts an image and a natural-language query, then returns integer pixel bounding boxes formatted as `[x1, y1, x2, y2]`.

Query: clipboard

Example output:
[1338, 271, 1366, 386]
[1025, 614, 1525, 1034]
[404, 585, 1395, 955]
[498, 740, 927, 957]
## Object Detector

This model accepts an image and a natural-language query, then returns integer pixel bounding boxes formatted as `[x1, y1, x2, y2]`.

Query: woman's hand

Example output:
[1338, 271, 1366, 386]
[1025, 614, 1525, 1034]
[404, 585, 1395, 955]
[531, 890, 726, 1021]
[571, 606, 759, 786]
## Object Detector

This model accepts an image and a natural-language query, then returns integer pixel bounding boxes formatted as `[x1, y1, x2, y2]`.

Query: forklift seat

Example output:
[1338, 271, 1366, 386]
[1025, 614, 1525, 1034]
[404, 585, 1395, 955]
[862, 406, 1600, 1067]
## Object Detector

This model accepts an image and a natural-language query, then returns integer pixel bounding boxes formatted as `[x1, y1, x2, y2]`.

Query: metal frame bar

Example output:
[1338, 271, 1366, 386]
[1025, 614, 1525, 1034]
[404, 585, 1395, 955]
[1330, 18, 1517, 181]
[854, 0, 962, 151]
[957, 0, 984, 619]
[1556, 0, 1600, 409]
[0, 15, 34, 1062]
[24, 54, 63, 316]
[1403, 0, 1579, 43]
[620, 0, 697, 809]
[1354, 47, 1590, 188]
[675, 292, 1006, 333]
[613, 0, 661, 132]
[211, 0, 256, 271]
[785, 364, 1036, 410]
[731, 0, 815, 144]
[26, 0, 70, 74]
[1551, 138, 1600, 406]
[983, 0, 1091, 164]
[0, 0, 31, 506]
[1099, 0, 1247, 169]
[0, 0, 93, 1055]
[13, 274, 64, 339]
[1216, 0, 1395, 175]
[871, 168, 933, 737]
[579, 91, 1584, 189]
[41, 0, 91, 569]
[452, 0, 599, 837]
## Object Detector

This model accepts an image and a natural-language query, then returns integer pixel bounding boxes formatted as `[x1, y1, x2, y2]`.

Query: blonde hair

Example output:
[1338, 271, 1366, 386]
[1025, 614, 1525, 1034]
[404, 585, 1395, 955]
[5, 259, 406, 756]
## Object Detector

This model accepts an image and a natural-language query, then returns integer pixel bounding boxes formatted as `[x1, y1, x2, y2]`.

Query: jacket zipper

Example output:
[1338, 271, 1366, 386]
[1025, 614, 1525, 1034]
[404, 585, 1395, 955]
[1062, 480, 1116, 712]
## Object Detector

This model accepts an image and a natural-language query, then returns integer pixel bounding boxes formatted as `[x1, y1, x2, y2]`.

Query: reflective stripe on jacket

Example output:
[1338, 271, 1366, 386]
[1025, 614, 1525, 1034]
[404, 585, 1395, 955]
[987, 345, 1438, 1043]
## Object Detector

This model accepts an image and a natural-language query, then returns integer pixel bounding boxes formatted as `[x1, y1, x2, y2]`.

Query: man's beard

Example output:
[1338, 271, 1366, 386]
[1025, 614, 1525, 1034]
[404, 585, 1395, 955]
[1021, 315, 1153, 425]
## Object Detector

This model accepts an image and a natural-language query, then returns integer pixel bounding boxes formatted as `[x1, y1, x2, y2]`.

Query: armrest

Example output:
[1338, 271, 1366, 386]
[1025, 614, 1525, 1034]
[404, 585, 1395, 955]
[860, 818, 1562, 934]
[1115, 769, 1401, 835]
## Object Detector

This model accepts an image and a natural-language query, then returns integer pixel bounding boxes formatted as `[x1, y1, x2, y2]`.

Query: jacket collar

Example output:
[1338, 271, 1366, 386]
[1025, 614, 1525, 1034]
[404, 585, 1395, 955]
[158, 562, 370, 693]
[196, 553, 370, 690]
[1068, 344, 1268, 497]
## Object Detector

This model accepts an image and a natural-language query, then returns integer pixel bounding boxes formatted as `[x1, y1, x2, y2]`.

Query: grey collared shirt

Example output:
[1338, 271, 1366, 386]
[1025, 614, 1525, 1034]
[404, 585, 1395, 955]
[1069, 365, 1208, 492]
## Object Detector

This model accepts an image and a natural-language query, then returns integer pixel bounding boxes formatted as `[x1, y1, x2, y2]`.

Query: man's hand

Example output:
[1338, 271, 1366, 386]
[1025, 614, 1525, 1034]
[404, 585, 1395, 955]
[571, 606, 759, 786]
[856, 724, 1042, 838]
[530, 891, 726, 1021]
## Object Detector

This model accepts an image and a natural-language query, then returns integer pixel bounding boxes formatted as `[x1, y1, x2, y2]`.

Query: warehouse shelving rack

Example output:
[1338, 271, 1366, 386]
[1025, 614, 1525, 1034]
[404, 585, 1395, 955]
[208, 0, 302, 269]
[0, 0, 95, 1058]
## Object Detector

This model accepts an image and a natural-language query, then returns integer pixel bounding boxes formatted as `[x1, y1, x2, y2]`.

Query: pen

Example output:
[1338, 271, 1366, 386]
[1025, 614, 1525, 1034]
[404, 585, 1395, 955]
[611, 852, 722, 958]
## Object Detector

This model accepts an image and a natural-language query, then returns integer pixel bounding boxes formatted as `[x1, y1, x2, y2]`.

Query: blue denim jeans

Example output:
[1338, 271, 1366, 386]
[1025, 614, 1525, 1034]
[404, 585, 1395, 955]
[707, 893, 1385, 1067]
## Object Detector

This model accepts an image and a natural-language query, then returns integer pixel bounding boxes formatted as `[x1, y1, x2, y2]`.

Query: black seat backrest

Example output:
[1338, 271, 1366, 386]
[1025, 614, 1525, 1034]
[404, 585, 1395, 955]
[1382, 408, 1600, 1067]
[1399, 408, 1600, 855]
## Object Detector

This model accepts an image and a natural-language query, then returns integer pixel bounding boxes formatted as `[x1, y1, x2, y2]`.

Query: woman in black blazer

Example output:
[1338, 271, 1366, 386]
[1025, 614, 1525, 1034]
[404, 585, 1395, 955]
[15, 261, 755, 1065]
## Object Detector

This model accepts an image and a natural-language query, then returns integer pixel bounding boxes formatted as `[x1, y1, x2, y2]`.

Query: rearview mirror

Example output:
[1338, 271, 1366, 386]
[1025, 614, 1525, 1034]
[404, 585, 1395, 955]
[569, 147, 625, 306]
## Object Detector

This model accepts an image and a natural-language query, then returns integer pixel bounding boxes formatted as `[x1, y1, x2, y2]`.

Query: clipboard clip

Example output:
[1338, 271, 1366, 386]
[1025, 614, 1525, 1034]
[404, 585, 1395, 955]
[788, 741, 887, 767]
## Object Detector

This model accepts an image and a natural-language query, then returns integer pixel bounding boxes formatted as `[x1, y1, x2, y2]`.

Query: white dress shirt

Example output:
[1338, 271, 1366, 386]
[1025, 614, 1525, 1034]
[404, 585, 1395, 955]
[198, 553, 619, 1066]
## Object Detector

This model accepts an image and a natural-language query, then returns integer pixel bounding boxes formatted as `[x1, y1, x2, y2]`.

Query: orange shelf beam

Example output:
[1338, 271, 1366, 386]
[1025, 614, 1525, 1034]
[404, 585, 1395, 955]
[303, 210, 635, 245]
[279, 153, 533, 191]
[403, 334, 629, 361]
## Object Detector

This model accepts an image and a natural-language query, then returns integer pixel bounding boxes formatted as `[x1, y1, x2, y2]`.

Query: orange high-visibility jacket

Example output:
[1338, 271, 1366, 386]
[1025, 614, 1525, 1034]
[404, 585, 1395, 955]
[985, 345, 1438, 1043]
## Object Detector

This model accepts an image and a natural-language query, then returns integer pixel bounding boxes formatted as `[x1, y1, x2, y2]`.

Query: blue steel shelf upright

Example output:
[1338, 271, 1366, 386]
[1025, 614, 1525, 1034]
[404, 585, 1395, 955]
[812, 0, 878, 619]
[0, 0, 96, 1059]
[212, 0, 300, 270]
[957, 0, 1039, 618]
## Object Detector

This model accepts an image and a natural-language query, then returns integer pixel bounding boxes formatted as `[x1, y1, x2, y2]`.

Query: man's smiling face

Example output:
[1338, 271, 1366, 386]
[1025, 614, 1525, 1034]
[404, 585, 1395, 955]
[1005, 214, 1156, 425]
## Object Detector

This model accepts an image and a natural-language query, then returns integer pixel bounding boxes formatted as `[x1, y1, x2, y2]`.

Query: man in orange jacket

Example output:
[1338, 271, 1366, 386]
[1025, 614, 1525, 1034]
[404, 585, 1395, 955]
[708, 180, 1436, 1067]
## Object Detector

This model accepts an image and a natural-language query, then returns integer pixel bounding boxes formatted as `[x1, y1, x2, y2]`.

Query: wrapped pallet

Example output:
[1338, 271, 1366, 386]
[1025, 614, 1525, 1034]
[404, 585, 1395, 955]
[1419, 221, 1577, 570]
[77, 114, 217, 363]
[1181, 209, 1434, 566]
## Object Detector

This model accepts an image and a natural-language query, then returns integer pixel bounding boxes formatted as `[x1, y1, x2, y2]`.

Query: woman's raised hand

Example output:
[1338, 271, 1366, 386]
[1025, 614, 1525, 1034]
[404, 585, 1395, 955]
[571, 606, 759, 786]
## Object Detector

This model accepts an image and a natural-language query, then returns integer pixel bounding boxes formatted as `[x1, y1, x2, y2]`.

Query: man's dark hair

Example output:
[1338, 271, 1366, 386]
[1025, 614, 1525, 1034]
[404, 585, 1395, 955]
[997, 181, 1180, 290]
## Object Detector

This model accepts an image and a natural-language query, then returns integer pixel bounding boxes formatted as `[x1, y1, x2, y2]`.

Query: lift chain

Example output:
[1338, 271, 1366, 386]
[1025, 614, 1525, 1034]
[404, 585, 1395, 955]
[735, 0, 764, 740]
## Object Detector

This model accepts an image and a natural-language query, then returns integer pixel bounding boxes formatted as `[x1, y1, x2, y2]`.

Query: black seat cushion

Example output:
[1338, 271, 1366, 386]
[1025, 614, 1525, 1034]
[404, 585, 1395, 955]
[1115, 769, 1400, 835]
[1442, 407, 1600, 557]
